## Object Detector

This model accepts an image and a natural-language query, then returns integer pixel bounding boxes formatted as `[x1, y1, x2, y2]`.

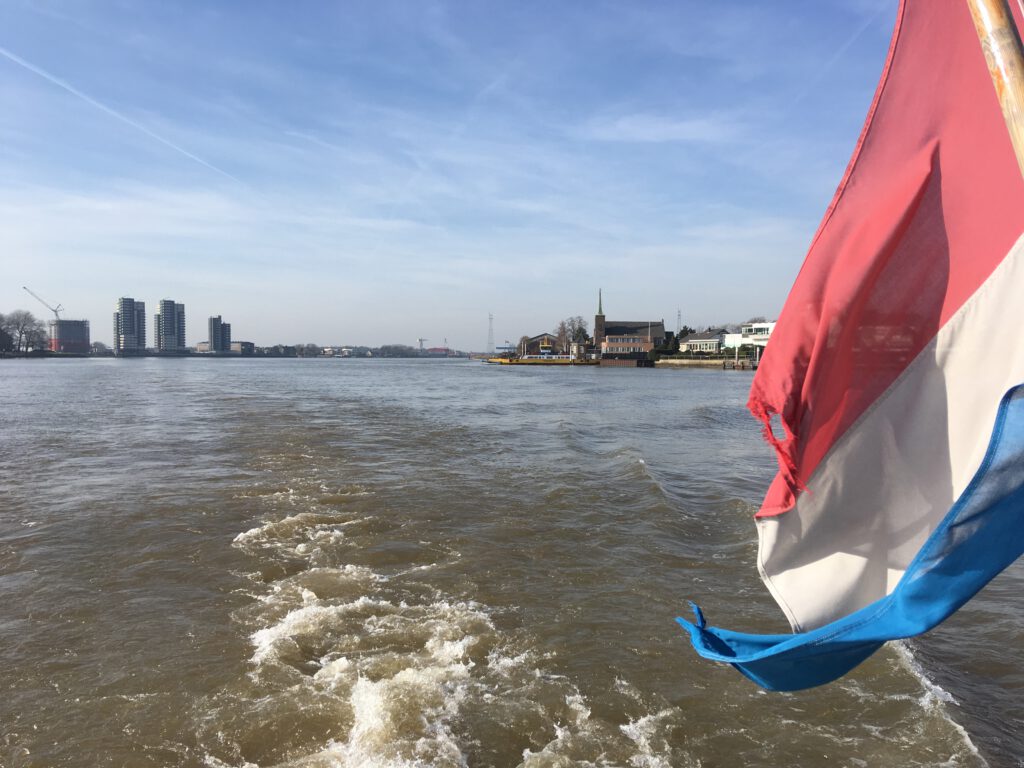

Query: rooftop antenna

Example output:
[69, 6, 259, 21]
[677, 309, 682, 336]
[23, 286, 63, 320]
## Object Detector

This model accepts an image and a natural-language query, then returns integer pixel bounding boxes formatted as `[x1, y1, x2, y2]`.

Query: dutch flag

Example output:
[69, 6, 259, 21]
[680, 0, 1024, 691]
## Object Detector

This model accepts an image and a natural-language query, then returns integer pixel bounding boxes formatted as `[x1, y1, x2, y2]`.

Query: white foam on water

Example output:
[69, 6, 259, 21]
[520, 693, 603, 767]
[261, 599, 498, 767]
[613, 677, 646, 704]
[619, 709, 676, 768]
[312, 655, 355, 691]
[228, 548, 695, 768]
[895, 643, 958, 707]
[278, 565, 381, 594]
[487, 649, 533, 678]
[564, 694, 590, 723]
[233, 512, 311, 547]
[331, 663, 470, 767]
[232, 526, 265, 547]
[389, 547, 463, 579]
[250, 596, 396, 665]
[893, 642, 988, 766]
[294, 527, 347, 557]
[233, 513, 373, 558]
[228, 501, 693, 768]
[517, 687, 687, 768]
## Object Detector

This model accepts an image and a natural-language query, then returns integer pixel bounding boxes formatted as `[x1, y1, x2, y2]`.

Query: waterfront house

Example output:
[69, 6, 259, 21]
[740, 321, 776, 346]
[681, 328, 728, 353]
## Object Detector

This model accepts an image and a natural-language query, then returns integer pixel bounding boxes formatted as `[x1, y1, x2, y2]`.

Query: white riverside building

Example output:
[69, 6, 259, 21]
[113, 297, 147, 356]
[723, 321, 777, 349]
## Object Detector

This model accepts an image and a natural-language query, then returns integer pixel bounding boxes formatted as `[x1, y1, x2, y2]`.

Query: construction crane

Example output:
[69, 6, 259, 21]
[417, 337, 428, 351]
[23, 286, 63, 320]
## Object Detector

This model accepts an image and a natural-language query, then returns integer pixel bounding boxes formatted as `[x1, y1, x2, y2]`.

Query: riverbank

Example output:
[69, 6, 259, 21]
[656, 357, 758, 370]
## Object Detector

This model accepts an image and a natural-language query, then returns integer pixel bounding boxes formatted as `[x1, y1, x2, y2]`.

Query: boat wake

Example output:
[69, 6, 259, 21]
[203, 472, 687, 767]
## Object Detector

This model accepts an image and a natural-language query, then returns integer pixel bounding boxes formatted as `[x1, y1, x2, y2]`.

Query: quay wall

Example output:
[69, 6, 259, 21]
[656, 358, 757, 370]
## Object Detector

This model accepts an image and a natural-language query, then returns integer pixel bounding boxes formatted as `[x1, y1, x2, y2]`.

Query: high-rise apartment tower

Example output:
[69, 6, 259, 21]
[208, 315, 232, 353]
[113, 298, 147, 356]
[155, 300, 186, 352]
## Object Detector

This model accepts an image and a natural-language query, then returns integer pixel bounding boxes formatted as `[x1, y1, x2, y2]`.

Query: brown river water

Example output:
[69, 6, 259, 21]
[1, 358, 1021, 767]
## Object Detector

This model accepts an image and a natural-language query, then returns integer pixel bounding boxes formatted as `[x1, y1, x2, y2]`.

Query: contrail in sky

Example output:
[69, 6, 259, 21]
[785, 3, 890, 113]
[0, 44, 244, 185]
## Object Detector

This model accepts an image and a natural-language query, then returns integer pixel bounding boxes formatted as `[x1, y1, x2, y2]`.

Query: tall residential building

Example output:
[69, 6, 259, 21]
[155, 300, 186, 352]
[208, 315, 232, 353]
[113, 298, 146, 356]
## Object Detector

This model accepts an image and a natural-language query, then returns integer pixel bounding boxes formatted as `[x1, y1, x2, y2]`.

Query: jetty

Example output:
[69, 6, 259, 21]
[656, 358, 758, 370]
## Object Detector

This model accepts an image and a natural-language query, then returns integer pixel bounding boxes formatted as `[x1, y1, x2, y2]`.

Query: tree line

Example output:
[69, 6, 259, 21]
[0, 310, 48, 357]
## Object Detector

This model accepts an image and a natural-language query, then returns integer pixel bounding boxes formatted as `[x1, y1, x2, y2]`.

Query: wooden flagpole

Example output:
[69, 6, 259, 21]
[968, 0, 1024, 179]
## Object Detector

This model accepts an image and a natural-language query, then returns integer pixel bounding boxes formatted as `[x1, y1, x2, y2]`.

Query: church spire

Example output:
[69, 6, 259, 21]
[598, 288, 603, 316]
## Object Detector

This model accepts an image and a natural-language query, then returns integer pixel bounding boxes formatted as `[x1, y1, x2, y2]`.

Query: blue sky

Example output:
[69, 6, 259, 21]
[1, 0, 896, 349]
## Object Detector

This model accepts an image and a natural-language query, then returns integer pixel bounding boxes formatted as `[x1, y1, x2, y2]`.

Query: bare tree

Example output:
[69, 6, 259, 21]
[2, 310, 47, 355]
[553, 320, 570, 353]
[26, 324, 48, 353]
[0, 313, 13, 357]
[549, 316, 589, 354]
[566, 316, 589, 342]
